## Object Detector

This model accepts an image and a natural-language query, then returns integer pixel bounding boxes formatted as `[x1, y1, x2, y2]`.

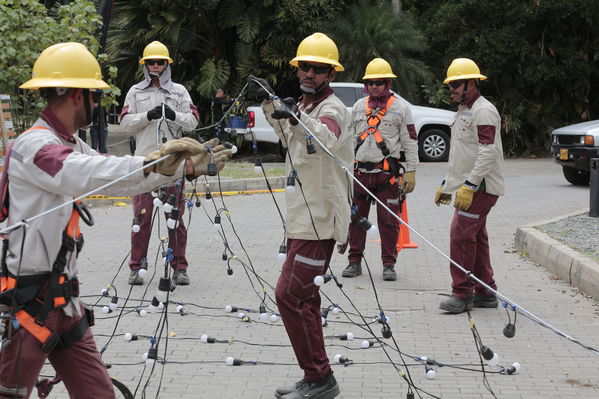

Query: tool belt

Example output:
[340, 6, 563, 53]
[0, 202, 93, 353]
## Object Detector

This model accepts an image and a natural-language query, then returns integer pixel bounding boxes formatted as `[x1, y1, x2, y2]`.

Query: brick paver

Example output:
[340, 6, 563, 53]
[40, 158, 599, 398]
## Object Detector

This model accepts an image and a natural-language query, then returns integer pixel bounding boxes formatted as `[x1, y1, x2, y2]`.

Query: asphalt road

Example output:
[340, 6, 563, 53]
[41, 158, 599, 398]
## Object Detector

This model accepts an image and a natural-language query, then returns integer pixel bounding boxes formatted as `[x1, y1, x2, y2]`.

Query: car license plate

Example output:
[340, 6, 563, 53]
[559, 148, 568, 160]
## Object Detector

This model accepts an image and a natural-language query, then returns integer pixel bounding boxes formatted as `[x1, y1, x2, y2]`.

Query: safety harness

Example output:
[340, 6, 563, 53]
[0, 127, 95, 353]
[353, 96, 403, 202]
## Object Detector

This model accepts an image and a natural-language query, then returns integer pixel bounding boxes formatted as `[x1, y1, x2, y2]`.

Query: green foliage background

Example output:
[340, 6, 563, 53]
[2, 0, 599, 156]
[0, 0, 120, 132]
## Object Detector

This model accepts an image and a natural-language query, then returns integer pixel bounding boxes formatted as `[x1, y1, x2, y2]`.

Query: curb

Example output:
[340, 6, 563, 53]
[85, 177, 286, 206]
[514, 209, 599, 300]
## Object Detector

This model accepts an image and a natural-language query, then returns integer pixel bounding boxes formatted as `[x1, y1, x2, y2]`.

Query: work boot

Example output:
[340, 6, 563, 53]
[341, 262, 362, 278]
[173, 270, 190, 285]
[128, 270, 144, 285]
[275, 379, 304, 399]
[473, 294, 498, 308]
[281, 371, 340, 399]
[439, 295, 473, 314]
[382, 265, 397, 281]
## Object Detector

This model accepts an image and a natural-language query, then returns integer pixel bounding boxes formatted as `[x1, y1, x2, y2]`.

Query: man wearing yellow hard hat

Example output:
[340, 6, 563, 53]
[249, 32, 351, 399]
[0, 42, 229, 398]
[434, 58, 505, 314]
[120, 41, 200, 286]
[343, 58, 419, 282]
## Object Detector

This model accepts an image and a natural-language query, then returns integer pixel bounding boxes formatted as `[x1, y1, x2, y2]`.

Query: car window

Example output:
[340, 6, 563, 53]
[333, 87, 360, 107]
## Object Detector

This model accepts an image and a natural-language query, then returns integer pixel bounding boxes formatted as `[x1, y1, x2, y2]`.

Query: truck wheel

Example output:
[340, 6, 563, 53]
[418, 129, 449, 162]
[562, 166, 590, 185]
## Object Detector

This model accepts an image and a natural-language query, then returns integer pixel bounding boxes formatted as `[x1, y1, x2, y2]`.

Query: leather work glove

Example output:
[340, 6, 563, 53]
[186, 138, 233, 178]
[401, 171, 416, 194]
[144, 137, 205, 176]
[147, 104, 176, 121]
[271, 97, 299, 120]
[434, 182, 452, 207]
[454, 182, 477, 211]
[247, 75, 274, 102]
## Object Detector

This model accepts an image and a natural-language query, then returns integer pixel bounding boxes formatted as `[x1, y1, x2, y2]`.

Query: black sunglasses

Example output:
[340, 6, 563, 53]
[448, 80, 465, 89]
[366, 80, 386, 87]
[146, 59, 166, 66]
[298, 62, 331, 75]
[90, 90, 103, 103]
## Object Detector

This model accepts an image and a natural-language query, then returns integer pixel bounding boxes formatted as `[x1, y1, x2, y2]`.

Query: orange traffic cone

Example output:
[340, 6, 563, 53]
[397, 199, 418, 251]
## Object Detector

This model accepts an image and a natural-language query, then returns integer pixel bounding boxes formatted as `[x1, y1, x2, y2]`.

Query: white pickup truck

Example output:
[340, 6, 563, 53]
[550, 120, 599, 185]
[245, 82, 455, 161]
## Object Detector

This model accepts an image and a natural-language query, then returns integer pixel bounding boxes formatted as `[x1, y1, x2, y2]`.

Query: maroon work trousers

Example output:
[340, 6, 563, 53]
[449, 190, 499, 299]
[348, 170, 400, 267]
[130, 184, 188, 271]
[0, 305, 114, 399]
[275, 238, 335, 381]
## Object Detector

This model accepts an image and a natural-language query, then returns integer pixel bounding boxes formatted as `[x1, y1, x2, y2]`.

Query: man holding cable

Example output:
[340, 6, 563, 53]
[249, 32, 352, 399]
[0, 42, 230, 399]
[120, 41, 200, 286]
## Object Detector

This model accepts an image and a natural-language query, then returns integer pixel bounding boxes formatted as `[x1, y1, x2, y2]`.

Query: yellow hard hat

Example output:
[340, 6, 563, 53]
[20, 42, 109, 90]
[139, 41, 174, 64]
[363, 58, 397, 80]
[443, 58, 487, 84]
[290, 32, 344, 72]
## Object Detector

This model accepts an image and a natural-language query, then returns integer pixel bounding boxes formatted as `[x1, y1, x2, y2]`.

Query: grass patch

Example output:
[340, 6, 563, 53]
[218, 162, 285, 179]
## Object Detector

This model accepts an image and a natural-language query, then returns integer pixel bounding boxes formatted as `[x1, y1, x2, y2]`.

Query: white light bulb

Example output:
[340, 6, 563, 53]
[142, 352, 148, 361]
[205, 197, 212, 204]
[426, 369, 436, 380]
[201, 334, 208, 343]
[332, 307, 340, 315]
[512, 362, 521, 372]
[488, 353, 500, 367]
[167, 218, 178, 230]
[157, 302, 165, 310]
[124, 333, 133, 341]
[101, 306, 110, 313]
[259, 313, 268, 321]
[153, 198, 163, 208]
[238, 312, 246, 319]
[366, 224, 379, 238]
[314, 275, 325, 286]
[138, 309, 147, 317]
[277, 252, 287, 262]
[225, 357, 234, 366]
[231, 145, 238, 154]
[109, 302, 118, 311]
[361, 340, 370, 348]
[346, 332, 354, 341]
[420, 356, 428, 362]
[286, 185, 296, 193]
[145, 358, 155, 368]
[225, 305, 233, 313]
[270, 314, 278, 322]
[101, 288, 109, 296]
[131, 224, 140, 233]
[176, 305, 184, 313]
[163, 203, 174, 214]
[155, 290, 168, 303]
[254, 166, 262, 174]
[334, 354, 342, 363]
[321, 317, 326, 326]
[138, 269, 147, 278]
[151, 191, 158, 198]
[212, 223, 220, 230]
